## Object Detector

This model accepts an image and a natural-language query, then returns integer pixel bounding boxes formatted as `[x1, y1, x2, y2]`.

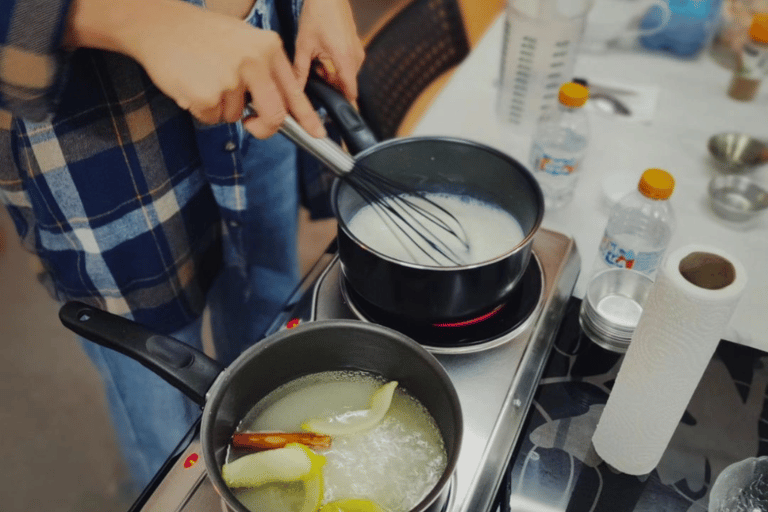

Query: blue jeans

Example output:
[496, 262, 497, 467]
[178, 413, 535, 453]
[80, 131, 300, 491]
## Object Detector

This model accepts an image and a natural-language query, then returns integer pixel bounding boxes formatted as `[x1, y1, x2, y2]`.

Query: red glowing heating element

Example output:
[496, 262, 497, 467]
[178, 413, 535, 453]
[433, 304, 505, 328]
[183, 453, 199, 469]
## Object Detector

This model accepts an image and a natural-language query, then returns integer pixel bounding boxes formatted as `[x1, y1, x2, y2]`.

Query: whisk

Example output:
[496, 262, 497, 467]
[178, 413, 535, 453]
[279, 116, 470, 265]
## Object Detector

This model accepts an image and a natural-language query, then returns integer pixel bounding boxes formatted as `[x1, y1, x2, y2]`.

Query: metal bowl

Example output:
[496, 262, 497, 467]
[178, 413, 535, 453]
[708, 175, 768, 223]
[579, 268, 654, 353]
[708, 132, 768, 172]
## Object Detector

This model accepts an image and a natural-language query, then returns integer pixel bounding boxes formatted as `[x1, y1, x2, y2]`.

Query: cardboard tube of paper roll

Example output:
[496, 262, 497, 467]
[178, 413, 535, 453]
[591, 245, 748, 475]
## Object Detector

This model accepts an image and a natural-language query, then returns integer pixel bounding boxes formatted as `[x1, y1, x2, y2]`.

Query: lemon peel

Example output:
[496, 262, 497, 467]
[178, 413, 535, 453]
[302, 381, 398, 436]
[221, 442, 326, 489]
[300, 471, 324, 512]
[319, 498, 388, 512]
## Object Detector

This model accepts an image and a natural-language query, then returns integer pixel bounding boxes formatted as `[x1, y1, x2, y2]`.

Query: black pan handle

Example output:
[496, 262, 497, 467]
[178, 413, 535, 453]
[305, 79, 379, 155]
[59, 301, 224, 406]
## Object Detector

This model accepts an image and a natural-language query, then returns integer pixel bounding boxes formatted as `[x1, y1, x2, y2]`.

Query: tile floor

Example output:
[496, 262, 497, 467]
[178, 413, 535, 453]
[0, 3, 391, 510]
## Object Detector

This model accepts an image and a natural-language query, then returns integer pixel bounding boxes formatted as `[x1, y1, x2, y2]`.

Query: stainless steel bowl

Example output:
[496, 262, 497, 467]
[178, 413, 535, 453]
[579, 268, 654, 353]
[708, 132, 768, 172]
[708, 175, 768, 223]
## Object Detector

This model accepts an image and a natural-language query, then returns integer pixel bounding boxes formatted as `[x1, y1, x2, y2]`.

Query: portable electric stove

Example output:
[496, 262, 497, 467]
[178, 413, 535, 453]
[130, 227, 580, 512]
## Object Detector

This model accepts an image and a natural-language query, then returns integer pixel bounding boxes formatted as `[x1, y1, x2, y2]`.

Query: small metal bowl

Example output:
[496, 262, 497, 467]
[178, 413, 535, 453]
[579, 268, 654, 353]
[708, 175, 768, 223]
[708, 132, 768, 172]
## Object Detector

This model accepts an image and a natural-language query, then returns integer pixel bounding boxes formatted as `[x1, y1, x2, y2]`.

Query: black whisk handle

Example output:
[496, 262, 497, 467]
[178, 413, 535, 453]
[305, 79, 378, 155]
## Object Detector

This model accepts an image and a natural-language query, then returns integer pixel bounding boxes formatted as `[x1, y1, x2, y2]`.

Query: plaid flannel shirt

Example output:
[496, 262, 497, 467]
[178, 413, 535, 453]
[0, 0, 333, 334]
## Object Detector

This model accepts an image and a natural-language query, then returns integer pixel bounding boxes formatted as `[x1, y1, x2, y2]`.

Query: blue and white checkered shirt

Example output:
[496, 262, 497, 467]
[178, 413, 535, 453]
[0, 0, 332, 333]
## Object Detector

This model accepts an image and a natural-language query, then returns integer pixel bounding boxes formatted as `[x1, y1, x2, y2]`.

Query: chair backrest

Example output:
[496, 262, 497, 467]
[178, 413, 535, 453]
[356, 0, 471, 142]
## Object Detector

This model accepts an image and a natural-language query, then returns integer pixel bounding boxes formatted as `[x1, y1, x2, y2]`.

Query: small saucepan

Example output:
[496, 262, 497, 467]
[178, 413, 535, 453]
[307, 81, 544, 323]
[59, 302, 462, 512]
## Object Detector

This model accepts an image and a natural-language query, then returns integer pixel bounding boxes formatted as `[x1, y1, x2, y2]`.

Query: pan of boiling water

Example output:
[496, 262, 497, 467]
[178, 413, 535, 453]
[59, 302, 462, 512]
[307, 81, 544, 323]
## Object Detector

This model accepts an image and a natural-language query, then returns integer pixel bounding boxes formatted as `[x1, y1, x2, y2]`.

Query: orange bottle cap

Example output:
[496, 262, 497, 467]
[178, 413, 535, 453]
[750, 13, 768, 44]
[558, 82, 589, 108]
[638, 168, 675, 200]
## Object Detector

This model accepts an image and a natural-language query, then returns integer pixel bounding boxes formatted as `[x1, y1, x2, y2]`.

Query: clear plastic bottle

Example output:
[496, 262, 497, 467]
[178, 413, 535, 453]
[593, 168, 676, 279]
[529, 82, 590, 210]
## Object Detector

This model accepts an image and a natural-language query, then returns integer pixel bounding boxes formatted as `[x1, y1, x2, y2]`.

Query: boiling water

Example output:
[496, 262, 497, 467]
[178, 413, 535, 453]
[346, 192, 526, 266]
[230, 371, 447, 512]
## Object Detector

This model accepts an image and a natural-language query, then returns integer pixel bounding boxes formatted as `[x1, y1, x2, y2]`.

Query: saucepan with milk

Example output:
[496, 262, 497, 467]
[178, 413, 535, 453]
[59, 303, 462, 512]
[308, 80, 544, 323]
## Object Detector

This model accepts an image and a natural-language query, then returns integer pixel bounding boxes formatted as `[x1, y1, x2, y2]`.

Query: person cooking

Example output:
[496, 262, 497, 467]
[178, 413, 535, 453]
[0, 0, 364, 492]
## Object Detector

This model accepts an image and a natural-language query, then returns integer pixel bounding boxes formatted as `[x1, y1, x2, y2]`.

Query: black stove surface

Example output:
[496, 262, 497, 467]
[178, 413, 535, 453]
[342, 256, 543, 348]
[497, 297, 768, 512]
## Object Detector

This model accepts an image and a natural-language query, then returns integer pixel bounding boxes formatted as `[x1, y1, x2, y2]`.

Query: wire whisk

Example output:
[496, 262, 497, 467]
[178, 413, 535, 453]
[279, 116, 470, 265]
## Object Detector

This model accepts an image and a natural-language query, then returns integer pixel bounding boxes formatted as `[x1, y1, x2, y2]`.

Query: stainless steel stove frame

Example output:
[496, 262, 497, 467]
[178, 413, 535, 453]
[132, 228, 579, 512]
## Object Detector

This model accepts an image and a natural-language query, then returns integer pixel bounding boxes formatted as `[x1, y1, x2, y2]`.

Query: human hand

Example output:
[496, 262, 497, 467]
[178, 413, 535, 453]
[119, 0, 325, 138]
[293, 0, 365, 102]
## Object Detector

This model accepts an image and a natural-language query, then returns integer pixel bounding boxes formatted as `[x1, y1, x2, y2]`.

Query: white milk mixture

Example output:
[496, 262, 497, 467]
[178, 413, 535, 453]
[230, 371, 447, 512]
[346, 192, 525, 266]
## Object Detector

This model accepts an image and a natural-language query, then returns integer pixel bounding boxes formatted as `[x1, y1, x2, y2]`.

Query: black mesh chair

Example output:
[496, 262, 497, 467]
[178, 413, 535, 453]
[356, 0, 471, 141]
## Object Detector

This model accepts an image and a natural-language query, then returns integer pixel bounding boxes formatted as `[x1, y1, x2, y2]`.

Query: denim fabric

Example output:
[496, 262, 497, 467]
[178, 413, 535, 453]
[77, 0, 302, 489]
[206, 0, 300, 365]
[207, 128, 300, 365]
[79, 131, 300, 491]
[79, 319, 203, 490]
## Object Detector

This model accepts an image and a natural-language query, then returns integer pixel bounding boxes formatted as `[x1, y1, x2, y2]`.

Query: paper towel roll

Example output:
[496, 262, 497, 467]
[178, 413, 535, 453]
[591, 244, 748, 475]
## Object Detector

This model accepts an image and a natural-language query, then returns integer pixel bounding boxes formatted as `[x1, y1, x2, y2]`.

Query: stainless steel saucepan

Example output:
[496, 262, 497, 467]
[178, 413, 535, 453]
[59, 302, 462, 512]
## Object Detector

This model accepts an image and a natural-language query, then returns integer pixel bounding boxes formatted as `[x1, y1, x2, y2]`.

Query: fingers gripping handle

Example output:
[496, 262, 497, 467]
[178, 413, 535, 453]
[242, 91, 356, 176]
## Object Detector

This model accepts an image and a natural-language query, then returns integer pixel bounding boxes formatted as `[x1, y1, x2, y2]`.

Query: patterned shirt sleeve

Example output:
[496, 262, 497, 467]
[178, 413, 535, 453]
[0, 0, 74, 121]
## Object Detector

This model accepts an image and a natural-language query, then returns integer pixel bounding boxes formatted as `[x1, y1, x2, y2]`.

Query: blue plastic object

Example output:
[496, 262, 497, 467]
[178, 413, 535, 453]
[639, 0, 724, 57]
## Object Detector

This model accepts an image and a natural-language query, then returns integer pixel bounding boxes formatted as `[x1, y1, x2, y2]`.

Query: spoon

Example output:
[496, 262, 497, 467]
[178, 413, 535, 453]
[572, 77, 632, 116]
[591, 92, 632, 116]
[708, 132, 768, 171]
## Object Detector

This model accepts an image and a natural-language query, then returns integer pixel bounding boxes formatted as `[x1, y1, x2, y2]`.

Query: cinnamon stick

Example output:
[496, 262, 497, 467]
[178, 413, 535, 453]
[232, 432, 332, 451]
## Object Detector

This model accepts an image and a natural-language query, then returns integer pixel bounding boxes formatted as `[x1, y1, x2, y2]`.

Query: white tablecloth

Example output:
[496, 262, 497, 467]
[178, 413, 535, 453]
[412, 16, 768, 350]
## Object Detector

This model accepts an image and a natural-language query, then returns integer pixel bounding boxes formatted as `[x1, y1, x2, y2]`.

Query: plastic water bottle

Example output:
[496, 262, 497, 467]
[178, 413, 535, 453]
[529, 82, 590, 210]
[593, 168, 676, 279]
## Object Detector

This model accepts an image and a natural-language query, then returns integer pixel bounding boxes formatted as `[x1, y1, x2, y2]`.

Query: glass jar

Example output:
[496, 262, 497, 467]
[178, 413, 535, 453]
[727, 13, 768, 101]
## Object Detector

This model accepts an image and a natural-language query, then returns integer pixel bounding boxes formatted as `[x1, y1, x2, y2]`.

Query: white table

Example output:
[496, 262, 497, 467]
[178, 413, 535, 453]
[412, 16, 768, 351]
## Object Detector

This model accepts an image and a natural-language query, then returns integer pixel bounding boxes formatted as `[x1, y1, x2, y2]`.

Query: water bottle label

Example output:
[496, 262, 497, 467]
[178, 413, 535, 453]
[599, 236, 664, 275]
[531, 144, 579, 176]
